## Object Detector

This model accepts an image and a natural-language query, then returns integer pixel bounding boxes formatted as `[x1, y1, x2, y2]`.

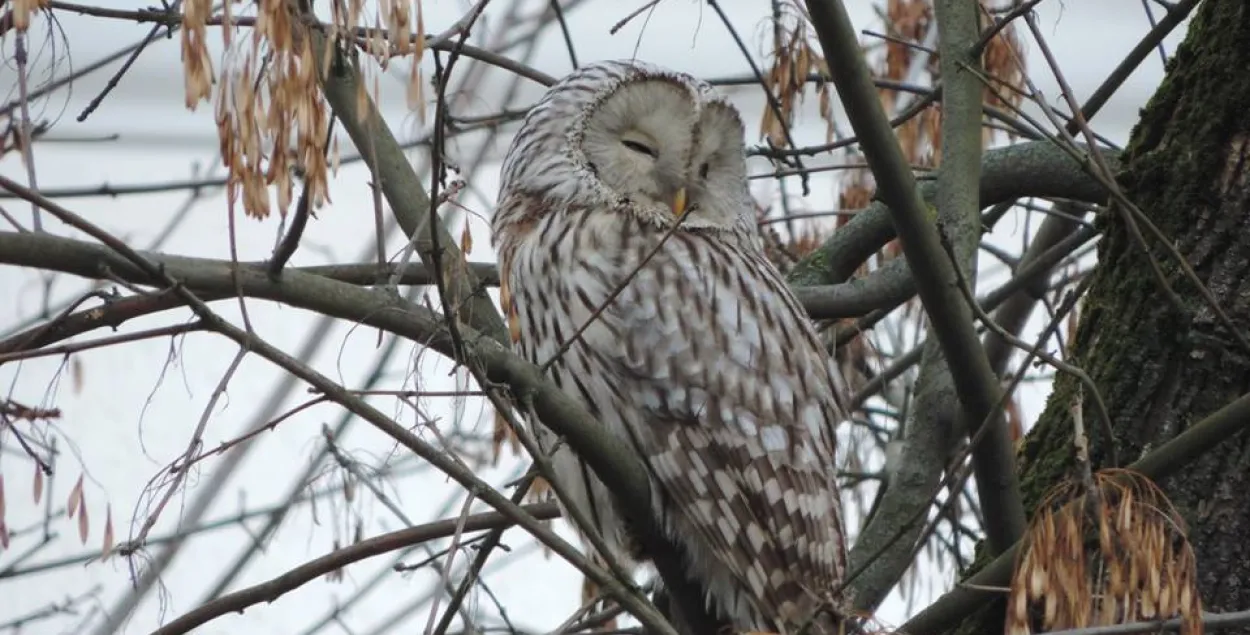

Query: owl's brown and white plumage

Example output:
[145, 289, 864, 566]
[492, 60, 849, 635]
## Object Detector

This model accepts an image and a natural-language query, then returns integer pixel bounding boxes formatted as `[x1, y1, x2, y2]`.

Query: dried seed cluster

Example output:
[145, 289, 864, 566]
[180, 0, 426, 219]
[759, 2, 836, 149]
[8, 0, 50, 32]
[838, 0, 1026, 235]
[1008, 470, 1202, 635]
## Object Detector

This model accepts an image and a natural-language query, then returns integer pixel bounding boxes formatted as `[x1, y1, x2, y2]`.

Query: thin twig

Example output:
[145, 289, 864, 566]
[76, 1, 184, 121]
[149, 504, 561, 635]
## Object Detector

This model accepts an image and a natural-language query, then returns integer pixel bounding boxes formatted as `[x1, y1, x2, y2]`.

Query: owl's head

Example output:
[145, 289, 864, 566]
[498, 60, 754, 233]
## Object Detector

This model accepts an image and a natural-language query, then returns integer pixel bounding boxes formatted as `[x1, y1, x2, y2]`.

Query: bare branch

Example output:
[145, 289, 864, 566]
[784, 140, 1118, 288]
[151, 503, 560, 635]
[803, 0, 1026, 555]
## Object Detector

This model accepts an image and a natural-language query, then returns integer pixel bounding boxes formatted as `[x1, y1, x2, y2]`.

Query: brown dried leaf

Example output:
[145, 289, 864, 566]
[356, 75, 370, 125]
[101, 504, 114, 561]
[839, 178, 873, 211]
[490, 410, 519, 466]
[389, 0, 411, 55]
[71, 356, 84, 394]
[1005, 397, 1024, 444]
[1099, 506, 1114, 557]
[501, 277, 522, 345]
[1043, 588, 1057, 630]
[581, 573, 598, 605]
[67, 473, 83, 519]
[1023, 552, 1042, 599]
[32, 463, 43, 504]
[795, 45, 811, 89]
[10, 0, 49, 31]
[413, 68, 427, 126]
[1008, 582, 1029, 635]
[1117, 489, 1133, 534]
[180, 0, 215, 109]
[414, 0, 425, 60]
[1142, 587, 1157, 620]
[818, 85, 834, 143]
[526, 476, 551, 503]
[78, 492, 89, 544]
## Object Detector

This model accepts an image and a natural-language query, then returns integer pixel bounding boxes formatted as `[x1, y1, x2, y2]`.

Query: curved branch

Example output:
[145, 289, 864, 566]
[785, 140, 1117, 288]
[0, 227, 1090, 357]
[151, 503, 560, 635]
[794, 258, 916, 319]
[840, 0, 1012, 612]
[804, 0, 1026, 559]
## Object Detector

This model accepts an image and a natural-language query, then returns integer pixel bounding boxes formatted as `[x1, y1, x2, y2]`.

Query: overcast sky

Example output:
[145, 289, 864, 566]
[0, 1, 1189, 633]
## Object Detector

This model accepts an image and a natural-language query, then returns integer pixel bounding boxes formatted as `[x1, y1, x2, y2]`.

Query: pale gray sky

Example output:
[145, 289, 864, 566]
[0, 1, 1188, 633]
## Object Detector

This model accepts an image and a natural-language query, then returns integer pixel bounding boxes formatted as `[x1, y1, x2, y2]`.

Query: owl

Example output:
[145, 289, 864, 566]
[492, 60, 849, 635]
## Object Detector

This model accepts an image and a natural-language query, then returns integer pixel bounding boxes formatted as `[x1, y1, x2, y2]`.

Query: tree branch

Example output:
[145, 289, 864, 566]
[307, 26, 506, 343]
[151, 503, 560, 635]
[841, 0, 1032, 611]
[803, 0, 1026, 556]
[0, 222, 1094, 359]
[932, 0, 1027, 548]
[784, 141, 1117, 289]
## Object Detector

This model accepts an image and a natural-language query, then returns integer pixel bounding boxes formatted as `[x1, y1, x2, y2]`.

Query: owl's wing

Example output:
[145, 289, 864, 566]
[584, 231, 848, 624]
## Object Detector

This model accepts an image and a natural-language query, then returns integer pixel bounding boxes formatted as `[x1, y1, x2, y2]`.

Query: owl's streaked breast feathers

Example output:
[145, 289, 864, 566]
[492, 60, 849, 635]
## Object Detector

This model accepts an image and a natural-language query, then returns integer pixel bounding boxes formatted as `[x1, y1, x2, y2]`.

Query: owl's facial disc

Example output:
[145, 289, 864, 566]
[579, 80, 700, 216]
[577, 78, 749, 230]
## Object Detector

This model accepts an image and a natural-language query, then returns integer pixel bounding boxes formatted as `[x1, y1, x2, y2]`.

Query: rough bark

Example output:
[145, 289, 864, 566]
[950, 3, 1250, 634]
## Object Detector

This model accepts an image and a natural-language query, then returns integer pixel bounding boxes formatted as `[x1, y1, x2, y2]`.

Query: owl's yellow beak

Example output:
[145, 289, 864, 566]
[670, 187, 688, 217]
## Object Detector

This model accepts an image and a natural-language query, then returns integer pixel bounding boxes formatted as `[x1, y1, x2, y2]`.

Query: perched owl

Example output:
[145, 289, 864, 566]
[492, 60, 849, 635]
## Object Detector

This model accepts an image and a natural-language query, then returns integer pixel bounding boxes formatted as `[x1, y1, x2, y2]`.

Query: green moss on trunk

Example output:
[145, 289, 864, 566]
[949, 3, 1250, 634]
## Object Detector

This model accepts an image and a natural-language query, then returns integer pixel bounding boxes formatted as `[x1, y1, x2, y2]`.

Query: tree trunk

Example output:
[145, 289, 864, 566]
[952, 2, 1250, 633]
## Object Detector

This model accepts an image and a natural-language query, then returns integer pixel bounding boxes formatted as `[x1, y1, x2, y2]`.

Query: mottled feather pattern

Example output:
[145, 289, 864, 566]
[493, 60, 849, 635]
